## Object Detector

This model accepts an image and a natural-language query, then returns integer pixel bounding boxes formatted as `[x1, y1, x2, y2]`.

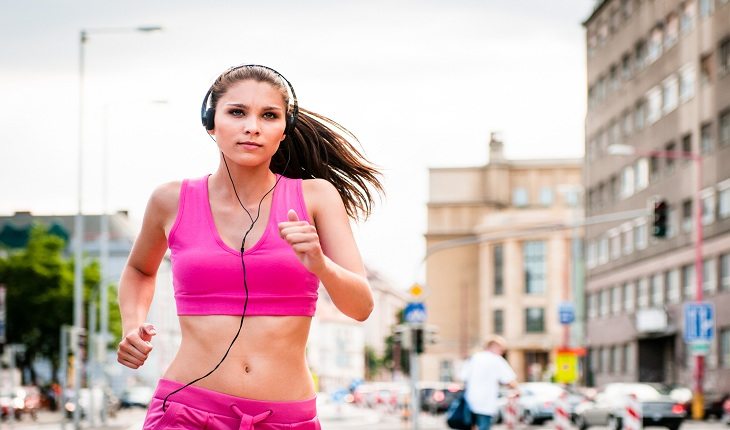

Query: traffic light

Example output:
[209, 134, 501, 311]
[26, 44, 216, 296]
[414, 327, 424, 354]
[652, 199, 668, 238]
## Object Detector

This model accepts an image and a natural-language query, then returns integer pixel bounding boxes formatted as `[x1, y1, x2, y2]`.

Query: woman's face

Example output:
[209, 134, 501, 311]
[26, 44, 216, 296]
[210, 79, 288, 167]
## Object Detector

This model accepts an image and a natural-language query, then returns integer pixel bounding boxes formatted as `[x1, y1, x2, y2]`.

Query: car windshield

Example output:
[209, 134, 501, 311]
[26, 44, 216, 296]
[604, 384, 661, 400]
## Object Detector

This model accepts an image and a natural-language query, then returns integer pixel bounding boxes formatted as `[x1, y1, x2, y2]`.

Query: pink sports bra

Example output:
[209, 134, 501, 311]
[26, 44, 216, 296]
[167, 174, 319, 316]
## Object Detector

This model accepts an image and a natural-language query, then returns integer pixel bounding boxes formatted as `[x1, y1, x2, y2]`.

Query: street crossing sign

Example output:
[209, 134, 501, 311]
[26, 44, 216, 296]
[683, 302, 715, 343]
[404, 302, 427, 324]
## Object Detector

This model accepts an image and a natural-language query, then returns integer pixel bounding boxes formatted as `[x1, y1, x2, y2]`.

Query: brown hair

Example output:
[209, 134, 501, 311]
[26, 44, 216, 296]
[208, 66, 383, 220]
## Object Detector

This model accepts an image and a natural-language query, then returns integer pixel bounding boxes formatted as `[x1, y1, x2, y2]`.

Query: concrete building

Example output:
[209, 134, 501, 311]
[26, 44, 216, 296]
[583, 0, 730, 392]
[423, 134, 583, 383]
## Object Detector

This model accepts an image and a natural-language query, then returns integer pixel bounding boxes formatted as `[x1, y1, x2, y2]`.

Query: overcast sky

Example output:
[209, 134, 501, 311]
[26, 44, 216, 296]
[1, 0, 595, 290]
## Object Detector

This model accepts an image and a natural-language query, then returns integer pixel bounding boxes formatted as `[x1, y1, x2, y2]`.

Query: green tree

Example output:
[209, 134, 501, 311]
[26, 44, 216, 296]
[0, 223, 120, 385]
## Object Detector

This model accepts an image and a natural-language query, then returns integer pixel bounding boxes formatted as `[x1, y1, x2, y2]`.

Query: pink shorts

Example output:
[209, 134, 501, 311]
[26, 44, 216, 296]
[142, 378, 321, 429]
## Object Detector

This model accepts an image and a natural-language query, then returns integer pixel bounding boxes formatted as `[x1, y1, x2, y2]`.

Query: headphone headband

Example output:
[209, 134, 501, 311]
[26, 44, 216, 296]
[200, 64, 299, 134]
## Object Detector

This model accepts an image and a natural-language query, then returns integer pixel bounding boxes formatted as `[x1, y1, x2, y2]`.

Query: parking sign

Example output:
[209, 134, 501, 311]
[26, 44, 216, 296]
[683, 302, 714, 343]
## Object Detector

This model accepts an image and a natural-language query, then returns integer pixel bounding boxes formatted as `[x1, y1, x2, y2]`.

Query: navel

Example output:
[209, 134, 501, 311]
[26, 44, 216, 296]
[243, 363, 251, 374]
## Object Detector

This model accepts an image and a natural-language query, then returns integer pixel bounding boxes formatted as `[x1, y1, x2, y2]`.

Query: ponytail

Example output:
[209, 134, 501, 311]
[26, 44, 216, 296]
[270, 107, 383, 220]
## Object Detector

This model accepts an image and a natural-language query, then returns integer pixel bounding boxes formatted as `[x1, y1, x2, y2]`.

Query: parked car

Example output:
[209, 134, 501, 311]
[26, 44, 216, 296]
[0, 386, 40, 421]
[421, 383, 463, 414]
[64, 387, 120, 419]
[574, 383, 685, 430]
[722, 397, 729, 426]
[515, 382, 565, 425]
[120, 385, 154, 408]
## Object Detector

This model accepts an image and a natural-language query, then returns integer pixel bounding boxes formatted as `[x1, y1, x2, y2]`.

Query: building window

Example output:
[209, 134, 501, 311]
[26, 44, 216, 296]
[650, 155, 660, 181]
[665, 13, 679, 48]
[622, 225, 634, 255]
[662, 76, 679, 114]
[651, 273, 665, 307]
[667, 204, 678, 238]
[719, 183, 730, 218]
[679, 64, 696, 102]
[523, 241, 546, 294]
[525, 308, 545, 333]
[494, 244, 504, 296]
[720, 110, 730, 147]
[699, 0, 714, 17]
[621, 166, 635, 198]
[665, 142, 677, 173]
[681, 0, 696, 33]
[609, 64, 619, 92]
[611, 345, 623, 374]
[494, 309, 504, 334]
[701, 122, 713, 153]
[539, 187, 553, 206]
[600, 289, 610, 316]
[587, 241, 597, 269]
[635, 39, 648, 71]
[612, 286, 622, 315]
[624, 343, 634, 375]
[722, 328, 730, 368]
[621, 109, 633, 137]
[588, 293, 597, 318]
[682, 133, 693, 158]
[647, 86, 662, 124]
[721, 254, 730, 291]
[602, 347, 611, 374]
[621, 53, 632, 81]
[701, 190, 715, 225]
[721, 38, 730, 75]
[624, 282, 636, 312]
[703, 258, 717, 295]
[637, 278, 650, 309]
[666, 269, 681, 304]
[621, 0, 633, 19]
[682, 199, 693, 232]
[701, 53, 714, 85]
[635, 158, 649, 191]
[513, 187, 529, 207]
[682, 264, 695, 299]
[610, 230, 621, 260]
[591, 348, 600, 373]
[648, 26, 663, 63]
[599, 237, 609, 265]
[635, 99, 647, 130]
[635, 221, 648, 250]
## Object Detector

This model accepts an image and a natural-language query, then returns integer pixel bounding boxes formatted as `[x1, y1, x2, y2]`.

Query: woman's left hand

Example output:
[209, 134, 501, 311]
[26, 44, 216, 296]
[278, 209, 327, 275]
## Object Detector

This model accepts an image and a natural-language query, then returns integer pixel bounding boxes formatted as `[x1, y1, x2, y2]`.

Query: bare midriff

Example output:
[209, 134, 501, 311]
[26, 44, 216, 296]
[162, 315, 315, 401]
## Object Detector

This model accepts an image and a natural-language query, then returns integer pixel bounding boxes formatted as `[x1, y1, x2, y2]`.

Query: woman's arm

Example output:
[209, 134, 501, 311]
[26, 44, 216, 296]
[116, 181, 179, 368]
[279, 179, 373, 322]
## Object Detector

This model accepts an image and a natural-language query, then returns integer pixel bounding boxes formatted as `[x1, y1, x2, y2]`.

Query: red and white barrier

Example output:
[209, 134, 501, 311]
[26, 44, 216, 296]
[554, 392, 572, 430]
[505, 393, 519, 430]
[623, 393, 642, 430]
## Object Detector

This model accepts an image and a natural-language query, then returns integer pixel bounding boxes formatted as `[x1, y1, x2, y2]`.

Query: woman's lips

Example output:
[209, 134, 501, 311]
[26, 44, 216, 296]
[237, 141, 262, 149]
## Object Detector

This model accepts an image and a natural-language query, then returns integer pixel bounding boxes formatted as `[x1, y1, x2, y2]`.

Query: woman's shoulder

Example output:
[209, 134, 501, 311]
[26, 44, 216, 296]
[301, 177, 339, 200]
[146, 180, 184, 223]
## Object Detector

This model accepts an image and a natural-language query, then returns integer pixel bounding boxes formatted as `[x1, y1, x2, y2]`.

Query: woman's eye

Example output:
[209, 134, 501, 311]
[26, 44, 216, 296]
[229, 109, 244, 116]
[263, 112, 278, 119]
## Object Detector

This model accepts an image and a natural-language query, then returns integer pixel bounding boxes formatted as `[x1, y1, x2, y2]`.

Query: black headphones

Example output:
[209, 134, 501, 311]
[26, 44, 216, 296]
[200, 64, 299, 136]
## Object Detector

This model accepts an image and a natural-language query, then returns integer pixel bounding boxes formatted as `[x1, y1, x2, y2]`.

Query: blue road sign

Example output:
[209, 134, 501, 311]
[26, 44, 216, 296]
[683, 302, 715, 343]
[404, 302, 427, 324]
[559, 302, 575, 325]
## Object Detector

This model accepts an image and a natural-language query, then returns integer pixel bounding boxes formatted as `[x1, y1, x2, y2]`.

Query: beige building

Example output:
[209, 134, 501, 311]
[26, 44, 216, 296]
[422, 134, 583, 383]
[583, 0, 730, 391]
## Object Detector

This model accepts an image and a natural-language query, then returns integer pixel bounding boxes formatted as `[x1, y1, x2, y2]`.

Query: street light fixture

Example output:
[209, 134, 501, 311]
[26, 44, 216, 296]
[73, 24, 162, 429]
[606, 142, 706, 419]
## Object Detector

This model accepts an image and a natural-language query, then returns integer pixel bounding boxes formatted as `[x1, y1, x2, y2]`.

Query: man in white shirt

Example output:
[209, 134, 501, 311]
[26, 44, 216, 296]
[460, 335, 518, 430]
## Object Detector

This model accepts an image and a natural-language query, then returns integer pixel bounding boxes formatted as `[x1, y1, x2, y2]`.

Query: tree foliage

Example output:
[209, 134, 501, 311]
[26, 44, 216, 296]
[0, 223, 121, 384]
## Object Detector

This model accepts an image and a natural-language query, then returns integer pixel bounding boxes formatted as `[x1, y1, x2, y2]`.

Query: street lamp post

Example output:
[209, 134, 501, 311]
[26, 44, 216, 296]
[73, 25, 162, 429]
[607, 143, 705, 419]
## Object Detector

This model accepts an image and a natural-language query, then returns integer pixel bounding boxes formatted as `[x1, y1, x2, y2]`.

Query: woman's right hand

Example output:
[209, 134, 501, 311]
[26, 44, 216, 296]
[117, 323, 156, 369]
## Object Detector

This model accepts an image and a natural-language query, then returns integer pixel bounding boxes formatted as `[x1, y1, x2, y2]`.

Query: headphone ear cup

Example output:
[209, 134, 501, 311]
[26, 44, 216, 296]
[204, 108, 216, 130]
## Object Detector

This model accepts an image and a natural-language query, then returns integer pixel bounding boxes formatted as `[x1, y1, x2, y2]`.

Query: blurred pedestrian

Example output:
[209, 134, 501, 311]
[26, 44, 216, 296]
[116, 64, 383, 429]
[460, 335, 518, 430]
